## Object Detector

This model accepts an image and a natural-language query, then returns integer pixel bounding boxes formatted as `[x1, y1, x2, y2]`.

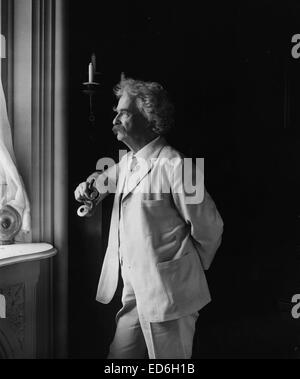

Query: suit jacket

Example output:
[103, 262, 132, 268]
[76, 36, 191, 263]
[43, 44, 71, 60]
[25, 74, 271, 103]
[93, 137, 223, 322]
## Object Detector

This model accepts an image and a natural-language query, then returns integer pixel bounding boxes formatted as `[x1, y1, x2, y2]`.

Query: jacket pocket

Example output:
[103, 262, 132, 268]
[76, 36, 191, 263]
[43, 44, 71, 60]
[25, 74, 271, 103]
[156, 251, 192, 269]
[156, 251, 197, 307]
[141, 199, 168, 207]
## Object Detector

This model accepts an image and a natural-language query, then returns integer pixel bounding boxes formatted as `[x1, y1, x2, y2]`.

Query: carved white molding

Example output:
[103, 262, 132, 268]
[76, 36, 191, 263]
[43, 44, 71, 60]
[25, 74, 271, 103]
[0, 260, 41, 358]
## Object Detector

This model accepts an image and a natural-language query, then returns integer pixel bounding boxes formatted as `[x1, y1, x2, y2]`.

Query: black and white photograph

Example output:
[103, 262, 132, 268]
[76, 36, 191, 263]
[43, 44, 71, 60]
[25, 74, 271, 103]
[0, 0, 299, 363]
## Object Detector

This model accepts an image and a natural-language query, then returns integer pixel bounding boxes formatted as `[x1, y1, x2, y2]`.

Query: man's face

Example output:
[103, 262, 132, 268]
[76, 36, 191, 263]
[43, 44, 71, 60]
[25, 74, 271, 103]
[112, 92, 149, 144]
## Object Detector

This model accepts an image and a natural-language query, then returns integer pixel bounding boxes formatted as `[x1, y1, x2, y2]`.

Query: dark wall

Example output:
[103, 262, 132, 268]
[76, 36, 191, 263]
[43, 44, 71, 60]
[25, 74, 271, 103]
[68, 1, 300, 358]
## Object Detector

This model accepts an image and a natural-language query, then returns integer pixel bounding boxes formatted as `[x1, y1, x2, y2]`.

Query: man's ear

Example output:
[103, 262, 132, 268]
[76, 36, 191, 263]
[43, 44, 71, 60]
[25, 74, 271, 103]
[148, 120, 160, 134]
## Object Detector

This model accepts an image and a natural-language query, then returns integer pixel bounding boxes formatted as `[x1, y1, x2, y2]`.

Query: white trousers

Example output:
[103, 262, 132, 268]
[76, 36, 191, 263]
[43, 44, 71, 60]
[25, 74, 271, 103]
[108, 262, 199, 359]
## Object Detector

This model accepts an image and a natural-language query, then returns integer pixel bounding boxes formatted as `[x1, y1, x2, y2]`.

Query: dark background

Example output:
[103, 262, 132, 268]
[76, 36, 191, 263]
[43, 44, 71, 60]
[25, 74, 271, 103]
[68, 0, 300, 358]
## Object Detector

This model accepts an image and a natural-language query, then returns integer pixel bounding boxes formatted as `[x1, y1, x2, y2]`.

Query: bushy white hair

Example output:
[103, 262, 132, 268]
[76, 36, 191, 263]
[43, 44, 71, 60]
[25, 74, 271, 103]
[114, 74, 174, 135]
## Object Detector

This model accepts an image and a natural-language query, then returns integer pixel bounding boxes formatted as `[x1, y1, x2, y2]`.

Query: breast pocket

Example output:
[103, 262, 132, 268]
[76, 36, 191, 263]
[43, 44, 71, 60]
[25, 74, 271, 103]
[141, 199, 167, 207]
[141, 192, 173, 206]
[140, 198, 175, 237]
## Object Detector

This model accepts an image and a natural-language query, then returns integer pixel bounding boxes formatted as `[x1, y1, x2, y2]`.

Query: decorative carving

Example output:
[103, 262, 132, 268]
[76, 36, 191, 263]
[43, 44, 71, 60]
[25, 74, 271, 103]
[0, 329, 14, 359]
[0, 283, 25, 351]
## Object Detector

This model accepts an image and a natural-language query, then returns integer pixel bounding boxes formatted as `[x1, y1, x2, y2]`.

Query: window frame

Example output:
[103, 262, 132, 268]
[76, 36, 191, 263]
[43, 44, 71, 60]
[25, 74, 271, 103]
[0, 0, 68, 357]
[1, 0, 13, 122]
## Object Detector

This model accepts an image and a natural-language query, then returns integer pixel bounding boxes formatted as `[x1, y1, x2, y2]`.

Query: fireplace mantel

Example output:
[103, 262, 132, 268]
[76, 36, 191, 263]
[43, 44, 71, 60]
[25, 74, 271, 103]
[0, 243, 57, 268]
[0, 244, 57, 359]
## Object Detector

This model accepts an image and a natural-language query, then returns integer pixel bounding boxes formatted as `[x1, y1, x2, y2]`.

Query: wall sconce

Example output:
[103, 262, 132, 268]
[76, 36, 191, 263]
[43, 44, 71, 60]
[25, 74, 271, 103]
[82, 53, 99, 127]
[0, 34, 6, 59]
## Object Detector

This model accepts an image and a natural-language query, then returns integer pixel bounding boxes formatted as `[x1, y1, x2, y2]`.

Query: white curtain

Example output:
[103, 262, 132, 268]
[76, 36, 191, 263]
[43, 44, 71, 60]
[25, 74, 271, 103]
[0, 77, 31, 241]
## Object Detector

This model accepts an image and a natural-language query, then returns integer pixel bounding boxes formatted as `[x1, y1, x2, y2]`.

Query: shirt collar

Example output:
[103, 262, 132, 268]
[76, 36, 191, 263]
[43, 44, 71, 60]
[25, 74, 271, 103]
[132, 136, 161, 162]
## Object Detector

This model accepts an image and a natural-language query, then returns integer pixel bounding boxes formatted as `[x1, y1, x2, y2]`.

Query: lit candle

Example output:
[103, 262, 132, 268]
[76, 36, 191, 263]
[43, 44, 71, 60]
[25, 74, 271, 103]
[88, 63, 94, 83]
[92, 53, 96, 73]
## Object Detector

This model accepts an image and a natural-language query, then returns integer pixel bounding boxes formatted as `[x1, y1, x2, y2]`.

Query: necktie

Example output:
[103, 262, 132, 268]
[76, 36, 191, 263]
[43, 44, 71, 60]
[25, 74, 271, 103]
[128, 155, 141, 188]
[119, 155, 138, 202]
[130, 155, 138, 173]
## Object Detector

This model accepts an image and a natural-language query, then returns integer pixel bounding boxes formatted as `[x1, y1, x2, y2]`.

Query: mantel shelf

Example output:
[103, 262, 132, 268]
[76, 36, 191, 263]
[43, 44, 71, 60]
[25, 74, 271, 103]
[0, 243, 57, 268]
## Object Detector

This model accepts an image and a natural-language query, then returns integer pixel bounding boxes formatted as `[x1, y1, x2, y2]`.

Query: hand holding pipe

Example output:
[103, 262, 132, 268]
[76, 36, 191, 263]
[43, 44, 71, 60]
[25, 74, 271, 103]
[77, 180, 99, 218]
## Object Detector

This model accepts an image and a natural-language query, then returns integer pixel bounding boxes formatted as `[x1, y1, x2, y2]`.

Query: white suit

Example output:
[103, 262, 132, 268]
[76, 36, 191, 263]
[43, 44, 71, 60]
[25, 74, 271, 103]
[92, 136, 223, 357]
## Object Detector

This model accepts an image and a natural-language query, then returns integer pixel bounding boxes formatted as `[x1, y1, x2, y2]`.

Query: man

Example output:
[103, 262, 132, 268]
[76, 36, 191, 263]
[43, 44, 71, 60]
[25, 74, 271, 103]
[74, 76, 223, 359]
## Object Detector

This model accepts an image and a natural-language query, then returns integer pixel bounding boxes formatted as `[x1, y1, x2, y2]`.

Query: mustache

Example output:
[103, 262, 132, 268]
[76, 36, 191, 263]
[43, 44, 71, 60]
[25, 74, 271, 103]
[112, 124, 124, 134]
